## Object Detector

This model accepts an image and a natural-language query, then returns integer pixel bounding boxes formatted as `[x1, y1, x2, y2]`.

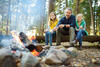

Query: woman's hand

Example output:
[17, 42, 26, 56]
[79, 26, 83, 29]
[44, 29, 48, 33]
[50, 30, 53, 33]
[53, 27, 58, 31]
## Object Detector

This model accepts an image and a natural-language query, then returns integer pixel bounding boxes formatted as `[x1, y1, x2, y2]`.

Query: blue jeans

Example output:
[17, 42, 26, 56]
[76, 29, 86, 46]
[45, 31, 56, 46]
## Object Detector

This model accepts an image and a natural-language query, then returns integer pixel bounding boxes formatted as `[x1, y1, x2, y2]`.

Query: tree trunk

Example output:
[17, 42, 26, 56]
[76, 0, 80, 15]
[6, 0, 11, 35]
[66, 0, 68, 7]
[88, 0, 95, 35]
[48, 0, 55, 14]
[6, 19, 9, 35]
[1, 14, 3, 35]
[40, 0, 45, 37]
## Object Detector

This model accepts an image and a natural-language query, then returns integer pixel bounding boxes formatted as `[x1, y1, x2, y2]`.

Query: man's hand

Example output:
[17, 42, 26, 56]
[59, 24, 65, 28]
[66, 24, 70, 28]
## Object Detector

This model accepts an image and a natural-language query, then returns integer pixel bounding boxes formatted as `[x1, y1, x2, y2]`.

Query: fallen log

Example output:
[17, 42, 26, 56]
[36, 36, 100, 43]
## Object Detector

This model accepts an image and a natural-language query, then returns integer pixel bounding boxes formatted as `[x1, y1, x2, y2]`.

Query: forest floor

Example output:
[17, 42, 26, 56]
[39, 42, 100, 67]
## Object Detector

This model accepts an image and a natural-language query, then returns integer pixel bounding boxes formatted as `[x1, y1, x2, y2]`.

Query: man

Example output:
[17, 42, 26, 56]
[55, 8, 76, 46]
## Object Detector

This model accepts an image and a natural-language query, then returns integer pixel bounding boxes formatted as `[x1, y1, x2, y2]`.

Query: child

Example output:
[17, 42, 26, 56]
[73, 14, 88, 50]
[45, 12, 58, 46]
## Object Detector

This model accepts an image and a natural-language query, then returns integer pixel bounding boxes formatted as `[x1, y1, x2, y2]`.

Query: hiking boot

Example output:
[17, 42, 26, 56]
[79, 46, 82, 50]
[72, 40, 78, 44]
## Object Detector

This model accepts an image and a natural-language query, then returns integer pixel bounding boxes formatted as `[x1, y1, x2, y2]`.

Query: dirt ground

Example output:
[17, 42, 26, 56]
[40, 47, 100, 67]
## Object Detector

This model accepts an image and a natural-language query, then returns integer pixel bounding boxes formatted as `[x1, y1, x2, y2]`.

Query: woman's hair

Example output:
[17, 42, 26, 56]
[76, 13, 84, 20]
[50, 12, 56, 21]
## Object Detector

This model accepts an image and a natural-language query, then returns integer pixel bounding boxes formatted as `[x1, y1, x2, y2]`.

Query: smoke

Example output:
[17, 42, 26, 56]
[10, 0, 46, 32]
[0, 35, 23, 50]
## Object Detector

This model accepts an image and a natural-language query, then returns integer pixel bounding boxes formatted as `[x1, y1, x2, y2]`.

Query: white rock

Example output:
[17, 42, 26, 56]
[44, 48, 69, 65]
[67, 47, 77, 52]
[20, 52, 39, 67]
[0, 47, 12, 60]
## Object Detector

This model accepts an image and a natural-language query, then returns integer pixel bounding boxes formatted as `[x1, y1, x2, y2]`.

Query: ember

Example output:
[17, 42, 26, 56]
[31, 49, 39, 56]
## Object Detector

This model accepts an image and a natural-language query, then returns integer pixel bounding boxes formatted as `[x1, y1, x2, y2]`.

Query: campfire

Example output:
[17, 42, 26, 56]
[0, 30, 79, 67]
[11, 31, 42, 56]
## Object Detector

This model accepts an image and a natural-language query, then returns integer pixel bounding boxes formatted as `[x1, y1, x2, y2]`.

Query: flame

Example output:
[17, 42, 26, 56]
[31, 49, 39, 56]
[11, 30, 39, 56]
[28, 35, 36, 42]
[11, 30, 25, 47]
[26, 30, 36, 42]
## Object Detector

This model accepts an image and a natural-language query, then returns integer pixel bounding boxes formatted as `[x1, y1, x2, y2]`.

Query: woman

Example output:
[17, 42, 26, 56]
[73, 14, 88, 50]
[45, 12, 58, 46]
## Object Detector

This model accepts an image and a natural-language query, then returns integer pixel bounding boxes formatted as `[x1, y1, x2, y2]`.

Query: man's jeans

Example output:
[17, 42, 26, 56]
[76, 29, 86, 46]
[56, 27, 75, 46]
[45, 31, 56, 46]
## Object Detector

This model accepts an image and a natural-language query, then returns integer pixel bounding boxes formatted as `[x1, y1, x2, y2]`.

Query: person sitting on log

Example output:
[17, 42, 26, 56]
[56, 8, 76, 46]
[73, 14, 88, 50]
[45, 12, 58, 46]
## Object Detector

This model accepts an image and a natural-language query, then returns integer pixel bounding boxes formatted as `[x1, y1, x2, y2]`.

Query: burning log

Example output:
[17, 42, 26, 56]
[19, 32, 43, 56]
[19, 32, 32, 47]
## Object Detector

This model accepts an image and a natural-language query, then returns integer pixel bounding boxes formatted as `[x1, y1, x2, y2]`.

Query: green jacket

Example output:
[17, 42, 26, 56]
[76, 20, 88, 36]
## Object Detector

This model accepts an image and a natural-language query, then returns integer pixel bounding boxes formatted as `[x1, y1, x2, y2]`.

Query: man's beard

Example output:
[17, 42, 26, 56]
[66, 15, 70, 19]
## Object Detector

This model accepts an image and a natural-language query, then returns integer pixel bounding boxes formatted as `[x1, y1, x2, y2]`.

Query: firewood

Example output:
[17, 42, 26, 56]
[19, 32, 43, 52]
